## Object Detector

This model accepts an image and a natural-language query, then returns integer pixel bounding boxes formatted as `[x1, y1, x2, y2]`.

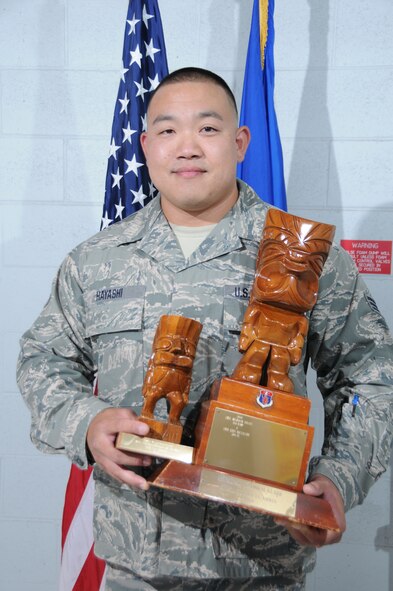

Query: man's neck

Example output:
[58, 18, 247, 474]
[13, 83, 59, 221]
[161, 193, 239, 227]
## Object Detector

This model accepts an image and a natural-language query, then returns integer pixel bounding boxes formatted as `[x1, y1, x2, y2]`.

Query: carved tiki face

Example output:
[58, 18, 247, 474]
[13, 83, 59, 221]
[151, 315, 203, 371]
[253, 209, 335, 313]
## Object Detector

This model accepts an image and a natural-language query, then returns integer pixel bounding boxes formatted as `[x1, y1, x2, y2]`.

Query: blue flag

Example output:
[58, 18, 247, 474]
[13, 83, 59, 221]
[101, 0, 169, 229]
[237, 0, 286, 209]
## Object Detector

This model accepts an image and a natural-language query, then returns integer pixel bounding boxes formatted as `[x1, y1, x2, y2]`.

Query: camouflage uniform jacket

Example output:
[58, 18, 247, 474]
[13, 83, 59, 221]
[17, 181, 393, 580]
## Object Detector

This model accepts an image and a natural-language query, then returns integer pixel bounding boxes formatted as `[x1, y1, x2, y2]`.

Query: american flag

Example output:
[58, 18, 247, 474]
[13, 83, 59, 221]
[59, 2, 168, 589]
[101, 0, 169, 229]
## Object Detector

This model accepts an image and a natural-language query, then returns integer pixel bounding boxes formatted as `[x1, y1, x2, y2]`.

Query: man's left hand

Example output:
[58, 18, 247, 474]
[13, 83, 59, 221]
[275, 474, 346, 547]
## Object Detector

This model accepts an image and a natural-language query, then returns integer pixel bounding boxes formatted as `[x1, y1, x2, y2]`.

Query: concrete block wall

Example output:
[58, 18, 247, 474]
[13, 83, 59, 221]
[0, 1, 392, 589]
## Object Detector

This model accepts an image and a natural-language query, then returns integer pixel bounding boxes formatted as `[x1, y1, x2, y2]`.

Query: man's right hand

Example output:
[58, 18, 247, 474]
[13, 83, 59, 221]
[86, 407, 152, 490]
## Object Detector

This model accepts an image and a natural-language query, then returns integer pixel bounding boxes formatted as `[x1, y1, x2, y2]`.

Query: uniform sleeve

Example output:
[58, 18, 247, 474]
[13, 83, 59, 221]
[307, 245, 393, 511]
[16, 251, 110, 469]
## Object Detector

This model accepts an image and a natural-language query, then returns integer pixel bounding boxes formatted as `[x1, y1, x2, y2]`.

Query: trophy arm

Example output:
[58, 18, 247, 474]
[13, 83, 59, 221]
[142, 358, 155, 397]
[238, 304, 261, 352]
[288, 316, 309, 365]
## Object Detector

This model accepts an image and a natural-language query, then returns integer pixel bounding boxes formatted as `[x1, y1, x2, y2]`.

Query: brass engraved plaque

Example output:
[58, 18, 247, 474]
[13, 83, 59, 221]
[116, 433, 193, 464]
[204, 408, 308, 487]
[199, 468, 297, 517]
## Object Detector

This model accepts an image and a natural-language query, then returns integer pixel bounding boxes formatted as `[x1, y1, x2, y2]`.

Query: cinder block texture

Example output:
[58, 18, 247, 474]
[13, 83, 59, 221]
[275, 0, 337, 70]
[2, 455, 69, 520]
[0, 395, 37, 455]
[0, 0, 65, 68]
[328, 141, 393, 208]
[2, 203, 101, 267]
[160, 1, 201, 70]
[0, 137, 64, 202]
[2, 70, 119, 137]
[276, 69, 393, 139]
[66, 138, 109, 204]
[0, 520, 60, 588]
[334, 0, 393, 67]
[67, 0, 125, 68]
[0, 332, 22, 393]
[283, 139, 330, 209]
[1, 1, 393, 590]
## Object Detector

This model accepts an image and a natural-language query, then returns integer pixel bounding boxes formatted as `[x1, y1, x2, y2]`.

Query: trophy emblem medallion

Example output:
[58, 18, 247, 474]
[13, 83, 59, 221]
[256, 388, 274, 409]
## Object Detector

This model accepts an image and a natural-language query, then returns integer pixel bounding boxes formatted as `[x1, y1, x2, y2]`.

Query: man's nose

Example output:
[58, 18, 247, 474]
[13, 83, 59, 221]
[177, 132, 202, 158]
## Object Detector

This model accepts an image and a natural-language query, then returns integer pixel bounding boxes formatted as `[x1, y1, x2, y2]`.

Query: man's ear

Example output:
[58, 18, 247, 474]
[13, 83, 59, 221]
[236, 126, 251, 163]
[140, 131, 148, 159]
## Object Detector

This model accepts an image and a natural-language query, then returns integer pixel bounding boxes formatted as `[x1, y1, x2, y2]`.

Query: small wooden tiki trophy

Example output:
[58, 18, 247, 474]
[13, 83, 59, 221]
[116, 315, 202, 462]
[153, 210, 340, 531]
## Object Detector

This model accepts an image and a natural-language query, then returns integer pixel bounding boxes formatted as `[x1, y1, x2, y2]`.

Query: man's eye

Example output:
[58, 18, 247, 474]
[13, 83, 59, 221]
[160, 129, 174, 135]
[201, 126, 217, 133]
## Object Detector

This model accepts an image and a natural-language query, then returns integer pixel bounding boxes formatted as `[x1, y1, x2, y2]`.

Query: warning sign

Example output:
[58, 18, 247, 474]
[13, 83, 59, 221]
[340, 240, 392, 275]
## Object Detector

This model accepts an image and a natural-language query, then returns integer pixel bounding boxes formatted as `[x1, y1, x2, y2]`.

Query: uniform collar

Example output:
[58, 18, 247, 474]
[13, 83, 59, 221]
[112, 180, 270, 272]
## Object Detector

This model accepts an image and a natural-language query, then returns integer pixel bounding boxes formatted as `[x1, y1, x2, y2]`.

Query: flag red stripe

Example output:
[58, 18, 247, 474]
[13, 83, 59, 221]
[73, 545, 106, 591]
[62, 465, 94, 547]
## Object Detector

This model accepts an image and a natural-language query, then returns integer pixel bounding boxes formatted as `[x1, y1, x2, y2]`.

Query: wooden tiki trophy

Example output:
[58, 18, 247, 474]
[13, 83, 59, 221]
[116, 315, 202, 462]
[153, 210, 341, 531]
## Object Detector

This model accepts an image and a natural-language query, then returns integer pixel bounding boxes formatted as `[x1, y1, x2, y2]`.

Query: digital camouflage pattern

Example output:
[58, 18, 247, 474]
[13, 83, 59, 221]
[17, 181, 393, 581]
[104, 564, 306, 590]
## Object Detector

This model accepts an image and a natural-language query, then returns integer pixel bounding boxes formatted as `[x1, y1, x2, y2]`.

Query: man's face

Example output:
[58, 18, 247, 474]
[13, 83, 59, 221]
[141, 80, 250, 225]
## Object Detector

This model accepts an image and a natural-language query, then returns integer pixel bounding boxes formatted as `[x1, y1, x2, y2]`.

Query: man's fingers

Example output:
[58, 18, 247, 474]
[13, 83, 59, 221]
[101, 459, 150, 491]
[288, 524, 327, 548]
[114, 416, 150, 437]
[114, 448, 152, 467]
[96, 415, 150, 438]
[86, 407, 154, 490]
[281, 525, 314, 547]
[87, 407, 151, 456]
[93, 445, 152, 470]
[303, 480, 323, 497]
[306, 474, 347, 536]
[275, 518, 327, 547]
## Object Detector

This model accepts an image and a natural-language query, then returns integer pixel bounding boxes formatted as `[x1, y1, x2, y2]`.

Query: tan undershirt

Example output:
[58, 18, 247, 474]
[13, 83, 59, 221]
[170, 223, 217, 259]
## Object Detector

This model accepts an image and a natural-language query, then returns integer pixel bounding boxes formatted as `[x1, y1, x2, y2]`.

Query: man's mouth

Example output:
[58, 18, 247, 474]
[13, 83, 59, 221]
[173, 167, 206, 178]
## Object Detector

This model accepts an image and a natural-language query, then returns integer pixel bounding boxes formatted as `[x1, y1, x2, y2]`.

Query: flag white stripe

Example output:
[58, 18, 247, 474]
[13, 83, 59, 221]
[99, 567, 107, 591]
[58, 472, 95, 591]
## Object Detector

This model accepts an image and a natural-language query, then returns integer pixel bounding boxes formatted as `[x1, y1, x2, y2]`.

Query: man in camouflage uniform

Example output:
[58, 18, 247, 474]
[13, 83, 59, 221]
[17, 68, 393, 590]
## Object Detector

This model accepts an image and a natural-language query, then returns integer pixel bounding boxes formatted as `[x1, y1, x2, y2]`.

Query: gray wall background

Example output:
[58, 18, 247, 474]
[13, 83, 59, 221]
[0, 1, 393, 589]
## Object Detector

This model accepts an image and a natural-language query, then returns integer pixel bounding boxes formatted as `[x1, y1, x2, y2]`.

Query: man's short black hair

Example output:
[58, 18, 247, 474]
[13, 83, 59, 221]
[149, 67, 238, 115]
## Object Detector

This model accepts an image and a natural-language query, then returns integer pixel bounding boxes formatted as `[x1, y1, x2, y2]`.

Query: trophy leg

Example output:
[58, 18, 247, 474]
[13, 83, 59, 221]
[231, 342, 270, 384]
[141, 386, 164, 419]
[166, 390, 185, 426]
[267, 348, 294, 393]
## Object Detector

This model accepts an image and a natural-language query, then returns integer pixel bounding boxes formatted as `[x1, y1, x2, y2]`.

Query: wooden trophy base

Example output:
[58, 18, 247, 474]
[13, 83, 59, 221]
[149, 378, 341, 532]
[150, 461, 340, 531]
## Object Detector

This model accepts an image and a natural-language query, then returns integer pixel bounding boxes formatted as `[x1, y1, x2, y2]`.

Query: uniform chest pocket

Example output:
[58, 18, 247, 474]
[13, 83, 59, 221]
[221, 294, 249, 375]
[85, 296, 145, 408]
